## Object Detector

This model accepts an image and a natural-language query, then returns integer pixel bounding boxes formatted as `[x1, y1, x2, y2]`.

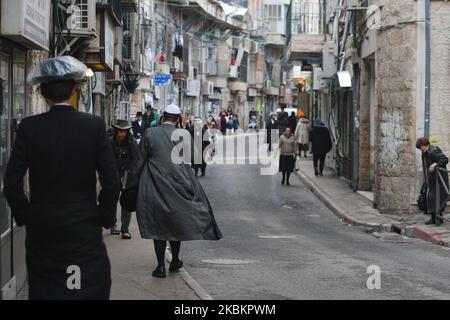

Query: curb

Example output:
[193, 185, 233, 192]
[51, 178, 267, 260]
[410, 225, 446, 246]
[296, 169, 450, 247]
[165, 249, 213, 300]
[295, 170, 383, 229]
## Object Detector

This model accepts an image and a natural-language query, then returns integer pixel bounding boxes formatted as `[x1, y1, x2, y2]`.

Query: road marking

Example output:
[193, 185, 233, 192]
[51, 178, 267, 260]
[257, 235, 297, 239]
[165, 249, 213, 300]
[307, 214, 321, 218]
[201, 259, 259, 265]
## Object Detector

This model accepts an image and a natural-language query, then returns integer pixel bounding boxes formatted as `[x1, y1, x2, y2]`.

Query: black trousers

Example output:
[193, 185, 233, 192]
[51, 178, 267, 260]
[313, 153, 326, 173]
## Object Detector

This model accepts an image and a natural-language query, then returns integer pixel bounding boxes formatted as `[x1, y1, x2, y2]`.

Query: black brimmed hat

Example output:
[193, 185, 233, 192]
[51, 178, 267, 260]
[112, 119, 132, 130]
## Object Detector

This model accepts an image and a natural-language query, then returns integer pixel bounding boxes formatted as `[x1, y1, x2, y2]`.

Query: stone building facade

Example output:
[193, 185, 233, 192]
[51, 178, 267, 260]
[320, 0, 450, 214]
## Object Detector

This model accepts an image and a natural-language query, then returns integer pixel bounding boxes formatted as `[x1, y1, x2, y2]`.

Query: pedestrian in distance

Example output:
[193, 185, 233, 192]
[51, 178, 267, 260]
[189, 118, 210, 177]
[294, 113, 311, 158]
[417, 137, 449, 225]
[226, 115, 234, 135]
[288, 111, 298, 133]
[124, 104, 223, 279]
[110, 120, 138, 239]
[266, 112, 279, 152]
[233, 114, 240, 133]
[220, 111, 227, 136]
[309, 119, 332, 177]
[132, 111, 146, 142]
[277, 105, 289, 136]
[142, 104, 155, 130]
[3, 56, 121, 300]
[279, 127, 296, 186]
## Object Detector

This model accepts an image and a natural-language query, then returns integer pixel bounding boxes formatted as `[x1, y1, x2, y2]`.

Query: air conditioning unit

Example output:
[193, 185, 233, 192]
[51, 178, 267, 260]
[229, 65, 238, 78]
[203, 81, 214, 96]
[60, 0, 96, 36]
[251, 41, 260, 53]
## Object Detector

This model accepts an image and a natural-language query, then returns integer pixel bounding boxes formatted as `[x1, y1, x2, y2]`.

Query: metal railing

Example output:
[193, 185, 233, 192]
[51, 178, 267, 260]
[435, 167, 450, 226]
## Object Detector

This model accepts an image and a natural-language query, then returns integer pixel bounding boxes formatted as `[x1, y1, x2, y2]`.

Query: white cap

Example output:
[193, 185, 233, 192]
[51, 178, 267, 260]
[164, 104, 181, 115]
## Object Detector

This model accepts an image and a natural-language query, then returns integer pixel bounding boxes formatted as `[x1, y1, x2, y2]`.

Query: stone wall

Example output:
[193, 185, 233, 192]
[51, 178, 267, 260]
[374, 0, 417, 213]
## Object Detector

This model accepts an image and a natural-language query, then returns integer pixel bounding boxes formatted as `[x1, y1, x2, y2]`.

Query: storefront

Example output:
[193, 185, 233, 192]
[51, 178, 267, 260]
[0, 37, 28, 300]
[0, 0, 51, 299]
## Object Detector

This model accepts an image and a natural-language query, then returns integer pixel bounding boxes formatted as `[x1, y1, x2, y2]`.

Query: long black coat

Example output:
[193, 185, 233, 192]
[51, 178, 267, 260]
[422, 145, 449, 214]
[266, 118, 279, 144]
[188, 125, 211, 169]
[126, 123, 222, 241]
[309, 126, 333, 155]
[132, 120, 146, 140]
[4, 104, 120, 300]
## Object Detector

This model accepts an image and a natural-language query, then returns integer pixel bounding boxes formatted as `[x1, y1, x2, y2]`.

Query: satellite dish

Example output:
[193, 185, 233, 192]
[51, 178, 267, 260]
[366, 5, 381, 30]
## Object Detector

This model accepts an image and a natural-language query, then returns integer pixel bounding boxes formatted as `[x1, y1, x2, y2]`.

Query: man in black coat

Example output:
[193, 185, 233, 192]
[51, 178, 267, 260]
[132, 112, 145, 141]
[277, 105, 289, 136]
[3, 56, 120, 300]
[309, 119, 333, 177]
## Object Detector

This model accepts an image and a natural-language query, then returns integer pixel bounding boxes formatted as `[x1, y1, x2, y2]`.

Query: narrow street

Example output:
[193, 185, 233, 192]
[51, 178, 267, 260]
[177, 160, 450, 300]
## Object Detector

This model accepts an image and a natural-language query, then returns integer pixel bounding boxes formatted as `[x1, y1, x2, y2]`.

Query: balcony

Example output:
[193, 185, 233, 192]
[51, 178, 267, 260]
[122, 0, 139, 12]
[286, 0, 325, 61]
[189, 0, 247, 30]
[287, 34, 325, 61]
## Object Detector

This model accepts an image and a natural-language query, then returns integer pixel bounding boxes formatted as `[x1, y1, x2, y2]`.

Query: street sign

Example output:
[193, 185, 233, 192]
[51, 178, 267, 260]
[154, 73, 172, 86]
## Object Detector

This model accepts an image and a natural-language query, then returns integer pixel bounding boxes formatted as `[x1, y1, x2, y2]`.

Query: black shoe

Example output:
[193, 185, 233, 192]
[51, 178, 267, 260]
[281, 178, 285, 185]
[314, 171, 319, 176]
[319, 172, 323, 176]
[169, 259, 183, 273]
[152, 266, 166, 278]
[286, 180, 290, 186]
[425, 219, 435, 225]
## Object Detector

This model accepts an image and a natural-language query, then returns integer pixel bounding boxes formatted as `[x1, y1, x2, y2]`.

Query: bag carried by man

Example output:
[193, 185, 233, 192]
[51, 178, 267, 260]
[417, 182, 428, 214]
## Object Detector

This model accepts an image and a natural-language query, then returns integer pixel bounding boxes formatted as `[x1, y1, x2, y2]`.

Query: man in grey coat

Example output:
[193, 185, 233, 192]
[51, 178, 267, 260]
[126, 104, 222, 278]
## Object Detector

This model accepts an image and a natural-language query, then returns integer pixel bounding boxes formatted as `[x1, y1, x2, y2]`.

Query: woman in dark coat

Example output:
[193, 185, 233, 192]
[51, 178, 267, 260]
[417, 137, 449, 225]
[309, 119, 333, 176]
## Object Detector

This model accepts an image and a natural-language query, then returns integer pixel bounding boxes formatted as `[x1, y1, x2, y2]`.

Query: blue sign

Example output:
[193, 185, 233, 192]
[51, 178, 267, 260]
[154, 73, 172, 86]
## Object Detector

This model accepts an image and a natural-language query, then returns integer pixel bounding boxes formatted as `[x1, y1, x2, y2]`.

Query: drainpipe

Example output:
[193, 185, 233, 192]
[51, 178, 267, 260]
[425, 0, 430, 138]
[351, 12, 360, 192]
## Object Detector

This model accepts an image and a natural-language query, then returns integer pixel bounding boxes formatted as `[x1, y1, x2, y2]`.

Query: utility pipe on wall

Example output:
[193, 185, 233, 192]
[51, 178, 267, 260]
[425, 0, 430, 138]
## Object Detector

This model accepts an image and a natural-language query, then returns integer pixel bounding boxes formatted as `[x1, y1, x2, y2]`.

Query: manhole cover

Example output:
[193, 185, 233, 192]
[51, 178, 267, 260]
[258, 235, 297, 239]
[201, 259, 259, 265]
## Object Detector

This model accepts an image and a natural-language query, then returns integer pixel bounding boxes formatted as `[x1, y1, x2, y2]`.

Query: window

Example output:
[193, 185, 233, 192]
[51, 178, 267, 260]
[264, 4, 285, 34]
[0, 53, 10, 236]
[291, 0, 323, 35]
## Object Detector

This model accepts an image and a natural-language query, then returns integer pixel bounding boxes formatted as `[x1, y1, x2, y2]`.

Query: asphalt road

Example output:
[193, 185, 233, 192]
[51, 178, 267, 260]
[180, 162, 450, 300]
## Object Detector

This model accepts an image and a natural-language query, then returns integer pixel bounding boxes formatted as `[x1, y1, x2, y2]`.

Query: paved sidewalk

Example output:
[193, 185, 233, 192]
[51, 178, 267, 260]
[105, 214, 200, 300]
[295, 156, 450, 247]
[17, 214, 202, 300]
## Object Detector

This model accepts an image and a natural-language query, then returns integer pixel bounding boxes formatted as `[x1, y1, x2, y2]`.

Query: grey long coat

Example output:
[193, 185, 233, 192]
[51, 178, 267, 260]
[126, 123, 223, 241]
